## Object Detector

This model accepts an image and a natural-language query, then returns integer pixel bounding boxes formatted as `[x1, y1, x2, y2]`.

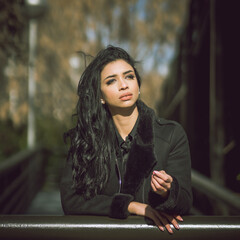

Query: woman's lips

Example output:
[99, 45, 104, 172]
[119, 93, 133, 100]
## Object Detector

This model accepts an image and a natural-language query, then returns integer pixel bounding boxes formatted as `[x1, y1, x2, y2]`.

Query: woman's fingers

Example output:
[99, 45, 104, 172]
[151, 176, 166, 190]
[161, 212, 181, 230]
[156, 212, 173, 234]
[145, 206, 165, 232]
[151, 209, 183, 234]
[153, 170, 173, 183]
[150, 212, 165, 232]
[174, 215, 184, 221]
[152, 175, 170, 189]
[151, 180, 157, 192]
[134, 203, 182, 234]
[146, 208, 174, 234]
[151, 174, 170, 197]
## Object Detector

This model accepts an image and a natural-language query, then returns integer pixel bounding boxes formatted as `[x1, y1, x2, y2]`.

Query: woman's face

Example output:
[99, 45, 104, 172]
[100, 59, 139, 113]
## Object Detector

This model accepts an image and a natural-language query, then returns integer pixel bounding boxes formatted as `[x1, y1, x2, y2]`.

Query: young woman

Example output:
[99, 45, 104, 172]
[60, 46, 192, 234]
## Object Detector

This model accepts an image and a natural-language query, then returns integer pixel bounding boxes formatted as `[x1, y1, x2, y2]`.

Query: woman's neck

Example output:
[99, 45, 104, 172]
[111, 105, 139, 140]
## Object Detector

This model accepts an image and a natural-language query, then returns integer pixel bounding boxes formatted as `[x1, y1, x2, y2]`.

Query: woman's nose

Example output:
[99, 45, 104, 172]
[119, 78, 128, 90]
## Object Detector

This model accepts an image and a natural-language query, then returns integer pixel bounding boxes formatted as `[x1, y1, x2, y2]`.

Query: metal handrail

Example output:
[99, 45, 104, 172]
[191, 169, 240, 213]
[0, 215, 240, 240]
[0, 147, 50, 214]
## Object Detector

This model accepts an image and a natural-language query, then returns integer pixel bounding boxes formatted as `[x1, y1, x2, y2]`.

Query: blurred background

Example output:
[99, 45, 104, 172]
[0, 0, 239, 216]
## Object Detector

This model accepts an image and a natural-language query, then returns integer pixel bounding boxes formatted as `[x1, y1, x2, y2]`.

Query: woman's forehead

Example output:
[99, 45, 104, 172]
[101, 60, 133, 77]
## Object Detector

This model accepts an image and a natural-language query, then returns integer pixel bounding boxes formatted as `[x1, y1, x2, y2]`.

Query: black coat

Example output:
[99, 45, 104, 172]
[60, 101, 192, 219]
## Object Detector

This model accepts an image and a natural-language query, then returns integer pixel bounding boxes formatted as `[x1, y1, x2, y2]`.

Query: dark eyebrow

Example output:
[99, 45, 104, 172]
[103, 70, 134, 81]
[123, 70, 134, 75]
[104, 74, 117, 81]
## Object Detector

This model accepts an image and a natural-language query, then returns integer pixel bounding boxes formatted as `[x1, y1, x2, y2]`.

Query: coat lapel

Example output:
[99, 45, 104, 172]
[122, 101, 157, 195]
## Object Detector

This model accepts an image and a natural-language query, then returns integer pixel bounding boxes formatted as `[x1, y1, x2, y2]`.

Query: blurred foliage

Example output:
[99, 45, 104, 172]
[0, 0, 26, 58]
[0, 0, 188, 164]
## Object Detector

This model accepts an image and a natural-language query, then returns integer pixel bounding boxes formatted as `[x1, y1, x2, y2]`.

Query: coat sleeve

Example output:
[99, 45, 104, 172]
[149, 123, 192, 215]
[60, 158, 134, 219]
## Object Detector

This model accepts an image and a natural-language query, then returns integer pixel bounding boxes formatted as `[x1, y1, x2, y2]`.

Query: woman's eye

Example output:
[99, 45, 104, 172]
[126, 74, 135, 80]
[106, 79, 115, 85]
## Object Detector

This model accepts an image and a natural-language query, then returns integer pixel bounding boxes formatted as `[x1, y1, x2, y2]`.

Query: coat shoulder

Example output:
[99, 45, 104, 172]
[153, 117, 186, 144]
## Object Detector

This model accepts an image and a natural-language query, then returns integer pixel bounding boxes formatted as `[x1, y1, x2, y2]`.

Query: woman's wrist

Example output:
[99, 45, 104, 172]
[127, 201, 147, 215]
[127, 201, 136, 214]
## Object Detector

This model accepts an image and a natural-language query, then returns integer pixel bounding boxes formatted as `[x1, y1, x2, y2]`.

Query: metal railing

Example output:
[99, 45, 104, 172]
[191, 169, 240, 215]
[0, 215, 240, 240]
[0, 147, 50, 214]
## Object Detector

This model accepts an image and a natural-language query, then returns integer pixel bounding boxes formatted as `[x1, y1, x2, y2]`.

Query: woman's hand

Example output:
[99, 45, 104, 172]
[128, 201, 183, 234]
[151, 170, 173, 198]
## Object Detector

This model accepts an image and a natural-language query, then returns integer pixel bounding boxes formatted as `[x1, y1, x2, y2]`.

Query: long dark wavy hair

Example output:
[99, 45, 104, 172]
[66, 46, 141, 199]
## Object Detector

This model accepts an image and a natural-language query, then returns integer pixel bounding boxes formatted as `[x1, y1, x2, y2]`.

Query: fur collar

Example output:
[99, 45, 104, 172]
[122, 100, 157, 195]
